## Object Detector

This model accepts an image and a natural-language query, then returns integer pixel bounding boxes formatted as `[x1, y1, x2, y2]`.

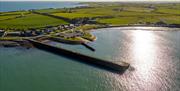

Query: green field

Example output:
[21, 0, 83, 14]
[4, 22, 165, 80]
[155, 8, 180, 15]
[35, 9, 64, 14]
[0, 3, 180, 31]
[0, 11, 29, 16]
[52, 13, 103, 19]
[0, 15, 19, 21]
[0, 11, 30, 21]
[50, 3, 180, 25]
[97, 17, 139, 25]
[97, 15, 180, 25]
[0, 13, 68, 30]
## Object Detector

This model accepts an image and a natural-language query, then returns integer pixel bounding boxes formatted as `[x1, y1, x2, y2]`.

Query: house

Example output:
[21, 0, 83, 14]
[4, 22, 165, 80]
[20, 31, 32, 37]
[35, 30, 43, 35]
[74, 24, 80, 27]
[52, 27, 58, 30]
[44, 29, 52, 33]
[58, 25, 66, 30]
[69, 24, 75, 28]
[64, 25, 69, 28]
[0, 30, 4, 33]
[0, 30, 5, 37]
[57, 25, 63, 30]
[6, 32, 21, 37]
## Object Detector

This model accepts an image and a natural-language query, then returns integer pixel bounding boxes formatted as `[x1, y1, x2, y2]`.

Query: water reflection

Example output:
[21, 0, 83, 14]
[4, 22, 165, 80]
[123, 30, 174, 91]
[132, 30, 157, 81]
[45, 28, 178, 91]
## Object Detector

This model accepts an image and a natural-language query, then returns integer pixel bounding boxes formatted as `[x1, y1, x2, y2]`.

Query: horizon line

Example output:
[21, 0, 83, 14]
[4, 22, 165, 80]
[1, 0, 180, 2]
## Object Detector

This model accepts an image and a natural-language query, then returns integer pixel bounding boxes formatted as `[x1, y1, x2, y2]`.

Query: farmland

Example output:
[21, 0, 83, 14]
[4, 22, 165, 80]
[67, 2, 180, 25]
[0, 2, 180, 31]
[35, 8, 64, 14]
[0, 13, 68, 30]
[0, 11, 30, 21]
[52, 13, 102, 19]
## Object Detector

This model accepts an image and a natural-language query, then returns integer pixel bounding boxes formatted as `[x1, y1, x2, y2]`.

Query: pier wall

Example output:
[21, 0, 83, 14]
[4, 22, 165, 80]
[27, 39, 129, 72]
[81, 43, 95, 51]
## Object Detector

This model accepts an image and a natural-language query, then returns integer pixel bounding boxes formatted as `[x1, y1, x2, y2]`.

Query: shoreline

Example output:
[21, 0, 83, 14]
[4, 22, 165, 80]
[87, 25, 180, 32]
[0, 25, 179, 48]
[107, 25, 180, 29]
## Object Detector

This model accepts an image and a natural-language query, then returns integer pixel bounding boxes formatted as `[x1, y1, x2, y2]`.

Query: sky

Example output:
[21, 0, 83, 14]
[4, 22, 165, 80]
[1, 0, 180, 2]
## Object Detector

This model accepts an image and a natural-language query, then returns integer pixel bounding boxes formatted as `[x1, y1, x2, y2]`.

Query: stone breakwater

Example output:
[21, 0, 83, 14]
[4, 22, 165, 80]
[27, 39, 130, 73]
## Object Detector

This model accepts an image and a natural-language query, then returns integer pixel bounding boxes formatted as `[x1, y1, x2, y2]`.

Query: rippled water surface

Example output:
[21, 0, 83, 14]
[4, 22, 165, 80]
[0, 27, 180, 91]
[0, 1, 86, 12]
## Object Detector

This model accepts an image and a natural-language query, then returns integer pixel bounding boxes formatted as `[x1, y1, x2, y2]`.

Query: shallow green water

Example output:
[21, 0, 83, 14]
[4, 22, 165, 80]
[0, 27, 180, 91]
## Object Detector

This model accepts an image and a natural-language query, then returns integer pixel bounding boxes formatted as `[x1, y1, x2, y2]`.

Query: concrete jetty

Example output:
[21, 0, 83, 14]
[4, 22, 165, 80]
[27, 39, 130, 73]
[81, 43, 95, 52]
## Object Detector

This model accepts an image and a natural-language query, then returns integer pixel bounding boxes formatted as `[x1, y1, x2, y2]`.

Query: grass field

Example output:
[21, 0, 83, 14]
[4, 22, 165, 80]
[35, 9, 63, 14]
[155, 8, 180, 15]
[160, 16, 180, 24]
[0, 11, 30, 21]
[50, 3, 180, 25]
[80, 3, 180, 25]
[97, 15, 180, 25]
[52, 13, 103, 19]
[0, 3, 180, 31]
[0, 15, 19, 21]
[0, 11, 29, 16]
[0, 13, 68, 30]
[97, 17, 139, 25]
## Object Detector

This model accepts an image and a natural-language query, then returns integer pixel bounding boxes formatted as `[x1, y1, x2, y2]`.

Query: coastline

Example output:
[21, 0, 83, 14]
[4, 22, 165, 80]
[107, 24, 180, 29]
[0, 25, 179, 48]
[0, 25, 178, 46]
[87, 25, 180, 32]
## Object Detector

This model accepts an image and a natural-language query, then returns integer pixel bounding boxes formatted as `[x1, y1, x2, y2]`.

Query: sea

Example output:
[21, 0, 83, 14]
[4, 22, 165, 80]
[0, 1, 180, 91]
[0, 1, 86, 12]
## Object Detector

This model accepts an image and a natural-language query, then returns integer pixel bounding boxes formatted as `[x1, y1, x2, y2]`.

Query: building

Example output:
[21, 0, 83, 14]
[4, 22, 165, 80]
[0, 30, 5, 37]
[6, 32, 21, 37]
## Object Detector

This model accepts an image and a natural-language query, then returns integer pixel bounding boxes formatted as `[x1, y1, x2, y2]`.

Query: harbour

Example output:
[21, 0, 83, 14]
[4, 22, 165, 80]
[0, 1, 180, 91]
[1, 27, 180, 91]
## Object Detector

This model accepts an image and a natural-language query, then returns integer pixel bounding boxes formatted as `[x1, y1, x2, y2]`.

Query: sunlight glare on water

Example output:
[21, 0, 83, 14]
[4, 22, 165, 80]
[109, 29, 179, 91]
[132, 30, 157, 81]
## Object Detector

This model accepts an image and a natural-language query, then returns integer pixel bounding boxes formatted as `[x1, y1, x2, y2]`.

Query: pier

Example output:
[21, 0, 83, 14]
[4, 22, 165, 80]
[81, 43, 95, 51]
[27, 39, 130, 73]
